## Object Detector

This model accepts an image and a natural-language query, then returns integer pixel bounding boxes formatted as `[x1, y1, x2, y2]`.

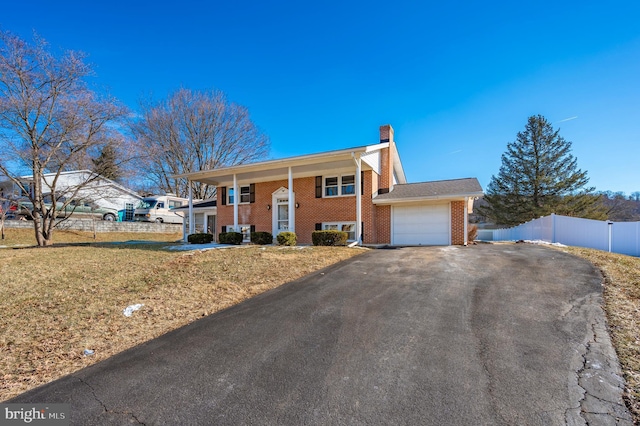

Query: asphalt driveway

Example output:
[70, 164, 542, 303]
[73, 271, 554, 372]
[10, 244, 631, 425]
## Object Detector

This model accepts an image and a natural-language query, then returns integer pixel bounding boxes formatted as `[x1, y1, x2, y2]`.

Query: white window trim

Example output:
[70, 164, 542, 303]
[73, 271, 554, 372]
[228, 185, 251, 205]
[323, 174, 356, 198]
[322, 221, 357, 241]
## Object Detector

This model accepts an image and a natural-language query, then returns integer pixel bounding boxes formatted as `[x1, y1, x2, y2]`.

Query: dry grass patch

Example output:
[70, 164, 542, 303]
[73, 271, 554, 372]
[563, 246, 640, 422]
[0, 244, 362, 401]
[0, 228, 182, 246]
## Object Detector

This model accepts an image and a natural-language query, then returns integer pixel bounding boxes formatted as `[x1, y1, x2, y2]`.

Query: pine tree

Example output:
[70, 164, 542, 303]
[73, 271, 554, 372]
[479, 115, 606, 226]
[92, 144, 121, 181]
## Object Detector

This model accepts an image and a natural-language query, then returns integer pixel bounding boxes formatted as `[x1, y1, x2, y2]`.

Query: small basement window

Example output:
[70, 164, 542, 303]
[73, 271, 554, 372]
[226, 224, 251, 242]
[323, 222, 356, 241]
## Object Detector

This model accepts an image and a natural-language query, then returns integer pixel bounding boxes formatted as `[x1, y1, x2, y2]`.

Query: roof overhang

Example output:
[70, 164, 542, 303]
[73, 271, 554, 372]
[174, 143, 390, 186]
[372, 191, 484, 205]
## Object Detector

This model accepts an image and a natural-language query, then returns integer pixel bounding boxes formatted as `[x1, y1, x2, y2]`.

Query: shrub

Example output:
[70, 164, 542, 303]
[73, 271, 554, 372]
[276, 231, 297, 246]
[312, 230, 348, 246]
[468, 224, 478, 244]
[219, 232, 243, 245]
[187, 233, 214, 244]
[251, 231, 273, 245]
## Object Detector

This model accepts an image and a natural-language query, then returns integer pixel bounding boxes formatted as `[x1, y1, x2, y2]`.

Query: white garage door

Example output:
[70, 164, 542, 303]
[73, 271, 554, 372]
[392, 203, 450, 245]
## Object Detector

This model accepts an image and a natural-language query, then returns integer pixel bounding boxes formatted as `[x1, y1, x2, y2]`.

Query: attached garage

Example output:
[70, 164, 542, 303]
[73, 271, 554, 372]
[373, 178, 484, 246]
[392, 203, 450, 245]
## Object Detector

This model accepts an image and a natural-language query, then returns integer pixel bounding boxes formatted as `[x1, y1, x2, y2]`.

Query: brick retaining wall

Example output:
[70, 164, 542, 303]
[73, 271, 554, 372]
[2, 219, 181, 233]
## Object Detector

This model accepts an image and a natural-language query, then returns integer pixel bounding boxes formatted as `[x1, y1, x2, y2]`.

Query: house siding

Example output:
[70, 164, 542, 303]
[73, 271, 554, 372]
[217, 180, 468, 246]
[217, 175, 386, 245]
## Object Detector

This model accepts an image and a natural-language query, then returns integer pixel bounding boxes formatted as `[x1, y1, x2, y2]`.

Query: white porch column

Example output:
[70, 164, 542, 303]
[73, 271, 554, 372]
[233, 173, 239, 231]
[354, 154, 362, 245]
[288, 167, 295, 233]
[188, 182, 194, 235]
[464, 196, 469, 246]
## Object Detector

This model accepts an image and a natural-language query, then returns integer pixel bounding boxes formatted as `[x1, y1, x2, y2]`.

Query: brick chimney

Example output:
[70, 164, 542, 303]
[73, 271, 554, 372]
[379, 124, 395, 194]
[379, 124, 394, 143]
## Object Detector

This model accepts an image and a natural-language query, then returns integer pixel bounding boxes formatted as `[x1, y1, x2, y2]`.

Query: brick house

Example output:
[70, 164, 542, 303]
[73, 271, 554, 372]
[178, 125, 483, 246]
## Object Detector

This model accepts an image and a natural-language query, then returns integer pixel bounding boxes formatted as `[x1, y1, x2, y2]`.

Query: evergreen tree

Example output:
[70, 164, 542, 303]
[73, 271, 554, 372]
[479, 115, 606, 226]
[92, 144, 121, 181]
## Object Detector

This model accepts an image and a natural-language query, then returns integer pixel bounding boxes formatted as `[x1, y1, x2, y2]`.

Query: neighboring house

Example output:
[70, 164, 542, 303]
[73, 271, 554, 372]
[0, 170, 142, 221]
[173, 199, 217, 233]
[177, 125, 483, 245]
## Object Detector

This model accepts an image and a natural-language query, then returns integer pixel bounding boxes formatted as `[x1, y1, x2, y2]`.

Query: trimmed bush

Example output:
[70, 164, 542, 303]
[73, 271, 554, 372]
[219, 232, 243, 245]
[187, 233, 214, 244]
[312, 230, 348, 246]
[251, 231, 273, 245]
[276, 231, 297, 246]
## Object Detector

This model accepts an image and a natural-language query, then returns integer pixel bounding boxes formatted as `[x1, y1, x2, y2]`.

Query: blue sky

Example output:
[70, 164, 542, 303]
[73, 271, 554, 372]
[3, 1, 640, 194]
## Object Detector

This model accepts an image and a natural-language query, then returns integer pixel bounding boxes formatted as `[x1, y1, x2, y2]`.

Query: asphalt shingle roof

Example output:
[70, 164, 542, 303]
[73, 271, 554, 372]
[374, 178, 483, 201]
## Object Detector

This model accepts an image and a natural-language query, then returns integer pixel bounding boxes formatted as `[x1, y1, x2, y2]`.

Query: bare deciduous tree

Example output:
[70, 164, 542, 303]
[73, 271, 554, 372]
[0, 196, 12, 240]
[0, 31, 129, 246]
[131, 88, 270, 199]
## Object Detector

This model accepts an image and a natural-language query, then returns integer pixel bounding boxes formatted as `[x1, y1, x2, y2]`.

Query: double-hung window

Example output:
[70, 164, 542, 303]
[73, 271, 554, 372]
[324, 175, 355, 197]
[240, 186, 251, 203]
[341, 175, 355, 195]
[228, 185, 251, 204]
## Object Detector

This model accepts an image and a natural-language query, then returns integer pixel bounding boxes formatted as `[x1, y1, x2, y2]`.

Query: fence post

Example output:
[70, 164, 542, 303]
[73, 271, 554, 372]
[551, 213, 556, 243]
[608, 221, 613, 253]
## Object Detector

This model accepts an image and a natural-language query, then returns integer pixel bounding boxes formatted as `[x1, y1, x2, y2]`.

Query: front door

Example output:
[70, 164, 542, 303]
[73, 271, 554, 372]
[276, 197, 289, 233]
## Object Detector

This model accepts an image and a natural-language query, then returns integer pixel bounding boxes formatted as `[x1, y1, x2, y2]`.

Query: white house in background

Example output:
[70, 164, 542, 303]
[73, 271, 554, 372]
[0, 170, 142, 221]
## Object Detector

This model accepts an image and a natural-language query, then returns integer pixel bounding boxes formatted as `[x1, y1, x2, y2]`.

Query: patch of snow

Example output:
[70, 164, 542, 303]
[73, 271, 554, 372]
[524, 240, 567, 247]
[166, 243, 238, 251]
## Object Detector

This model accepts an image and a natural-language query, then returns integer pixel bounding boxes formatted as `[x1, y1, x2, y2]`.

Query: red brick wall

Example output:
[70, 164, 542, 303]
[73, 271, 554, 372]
[450, 200, 465, 245]
[216, 176, 383, 244]
[375, 205, 391, 244]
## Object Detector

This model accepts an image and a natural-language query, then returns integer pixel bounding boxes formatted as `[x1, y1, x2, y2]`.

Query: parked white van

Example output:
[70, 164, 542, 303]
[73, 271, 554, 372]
[134, 195, 187, 224]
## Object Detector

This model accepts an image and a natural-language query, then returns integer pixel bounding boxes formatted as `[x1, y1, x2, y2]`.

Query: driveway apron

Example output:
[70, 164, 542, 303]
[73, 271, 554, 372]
[10, 244, 631, 425]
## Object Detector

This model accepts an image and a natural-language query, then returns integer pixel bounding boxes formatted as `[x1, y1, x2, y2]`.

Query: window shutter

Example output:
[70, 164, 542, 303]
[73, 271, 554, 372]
[222, 225, 227, 233]
[250, 225, 256, 233]
[361, 171, 365, 195]
[221, 187, 227, 206]
[361, 221, 364, 242]
[249, 184, 255, 203]
[315, 223, 322, 231]
[315, 176, 322, 198]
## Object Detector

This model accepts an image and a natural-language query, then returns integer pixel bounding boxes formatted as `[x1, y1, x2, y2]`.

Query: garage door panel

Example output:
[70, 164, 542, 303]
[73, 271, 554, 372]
[393, 204, 450, 245]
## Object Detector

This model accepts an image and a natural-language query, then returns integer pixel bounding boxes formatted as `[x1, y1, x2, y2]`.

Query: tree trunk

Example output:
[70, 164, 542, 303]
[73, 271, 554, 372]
[33, 215, 55, 247]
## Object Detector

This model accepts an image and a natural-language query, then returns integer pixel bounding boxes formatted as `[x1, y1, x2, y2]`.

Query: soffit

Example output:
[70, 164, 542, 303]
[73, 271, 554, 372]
[177, 145, 385, 186]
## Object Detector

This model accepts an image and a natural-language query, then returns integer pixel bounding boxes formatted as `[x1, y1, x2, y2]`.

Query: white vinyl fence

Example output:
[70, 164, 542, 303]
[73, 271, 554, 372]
[484, 214, 640, 257]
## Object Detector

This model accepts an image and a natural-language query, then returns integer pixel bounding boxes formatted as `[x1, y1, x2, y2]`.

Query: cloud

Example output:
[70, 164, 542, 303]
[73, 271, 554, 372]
[556, 116, 578, 123]
[449, 150, 462, 155]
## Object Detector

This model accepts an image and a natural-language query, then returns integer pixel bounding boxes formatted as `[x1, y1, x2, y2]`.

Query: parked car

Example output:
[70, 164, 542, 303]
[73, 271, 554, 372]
[10, 199, 118, 221]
